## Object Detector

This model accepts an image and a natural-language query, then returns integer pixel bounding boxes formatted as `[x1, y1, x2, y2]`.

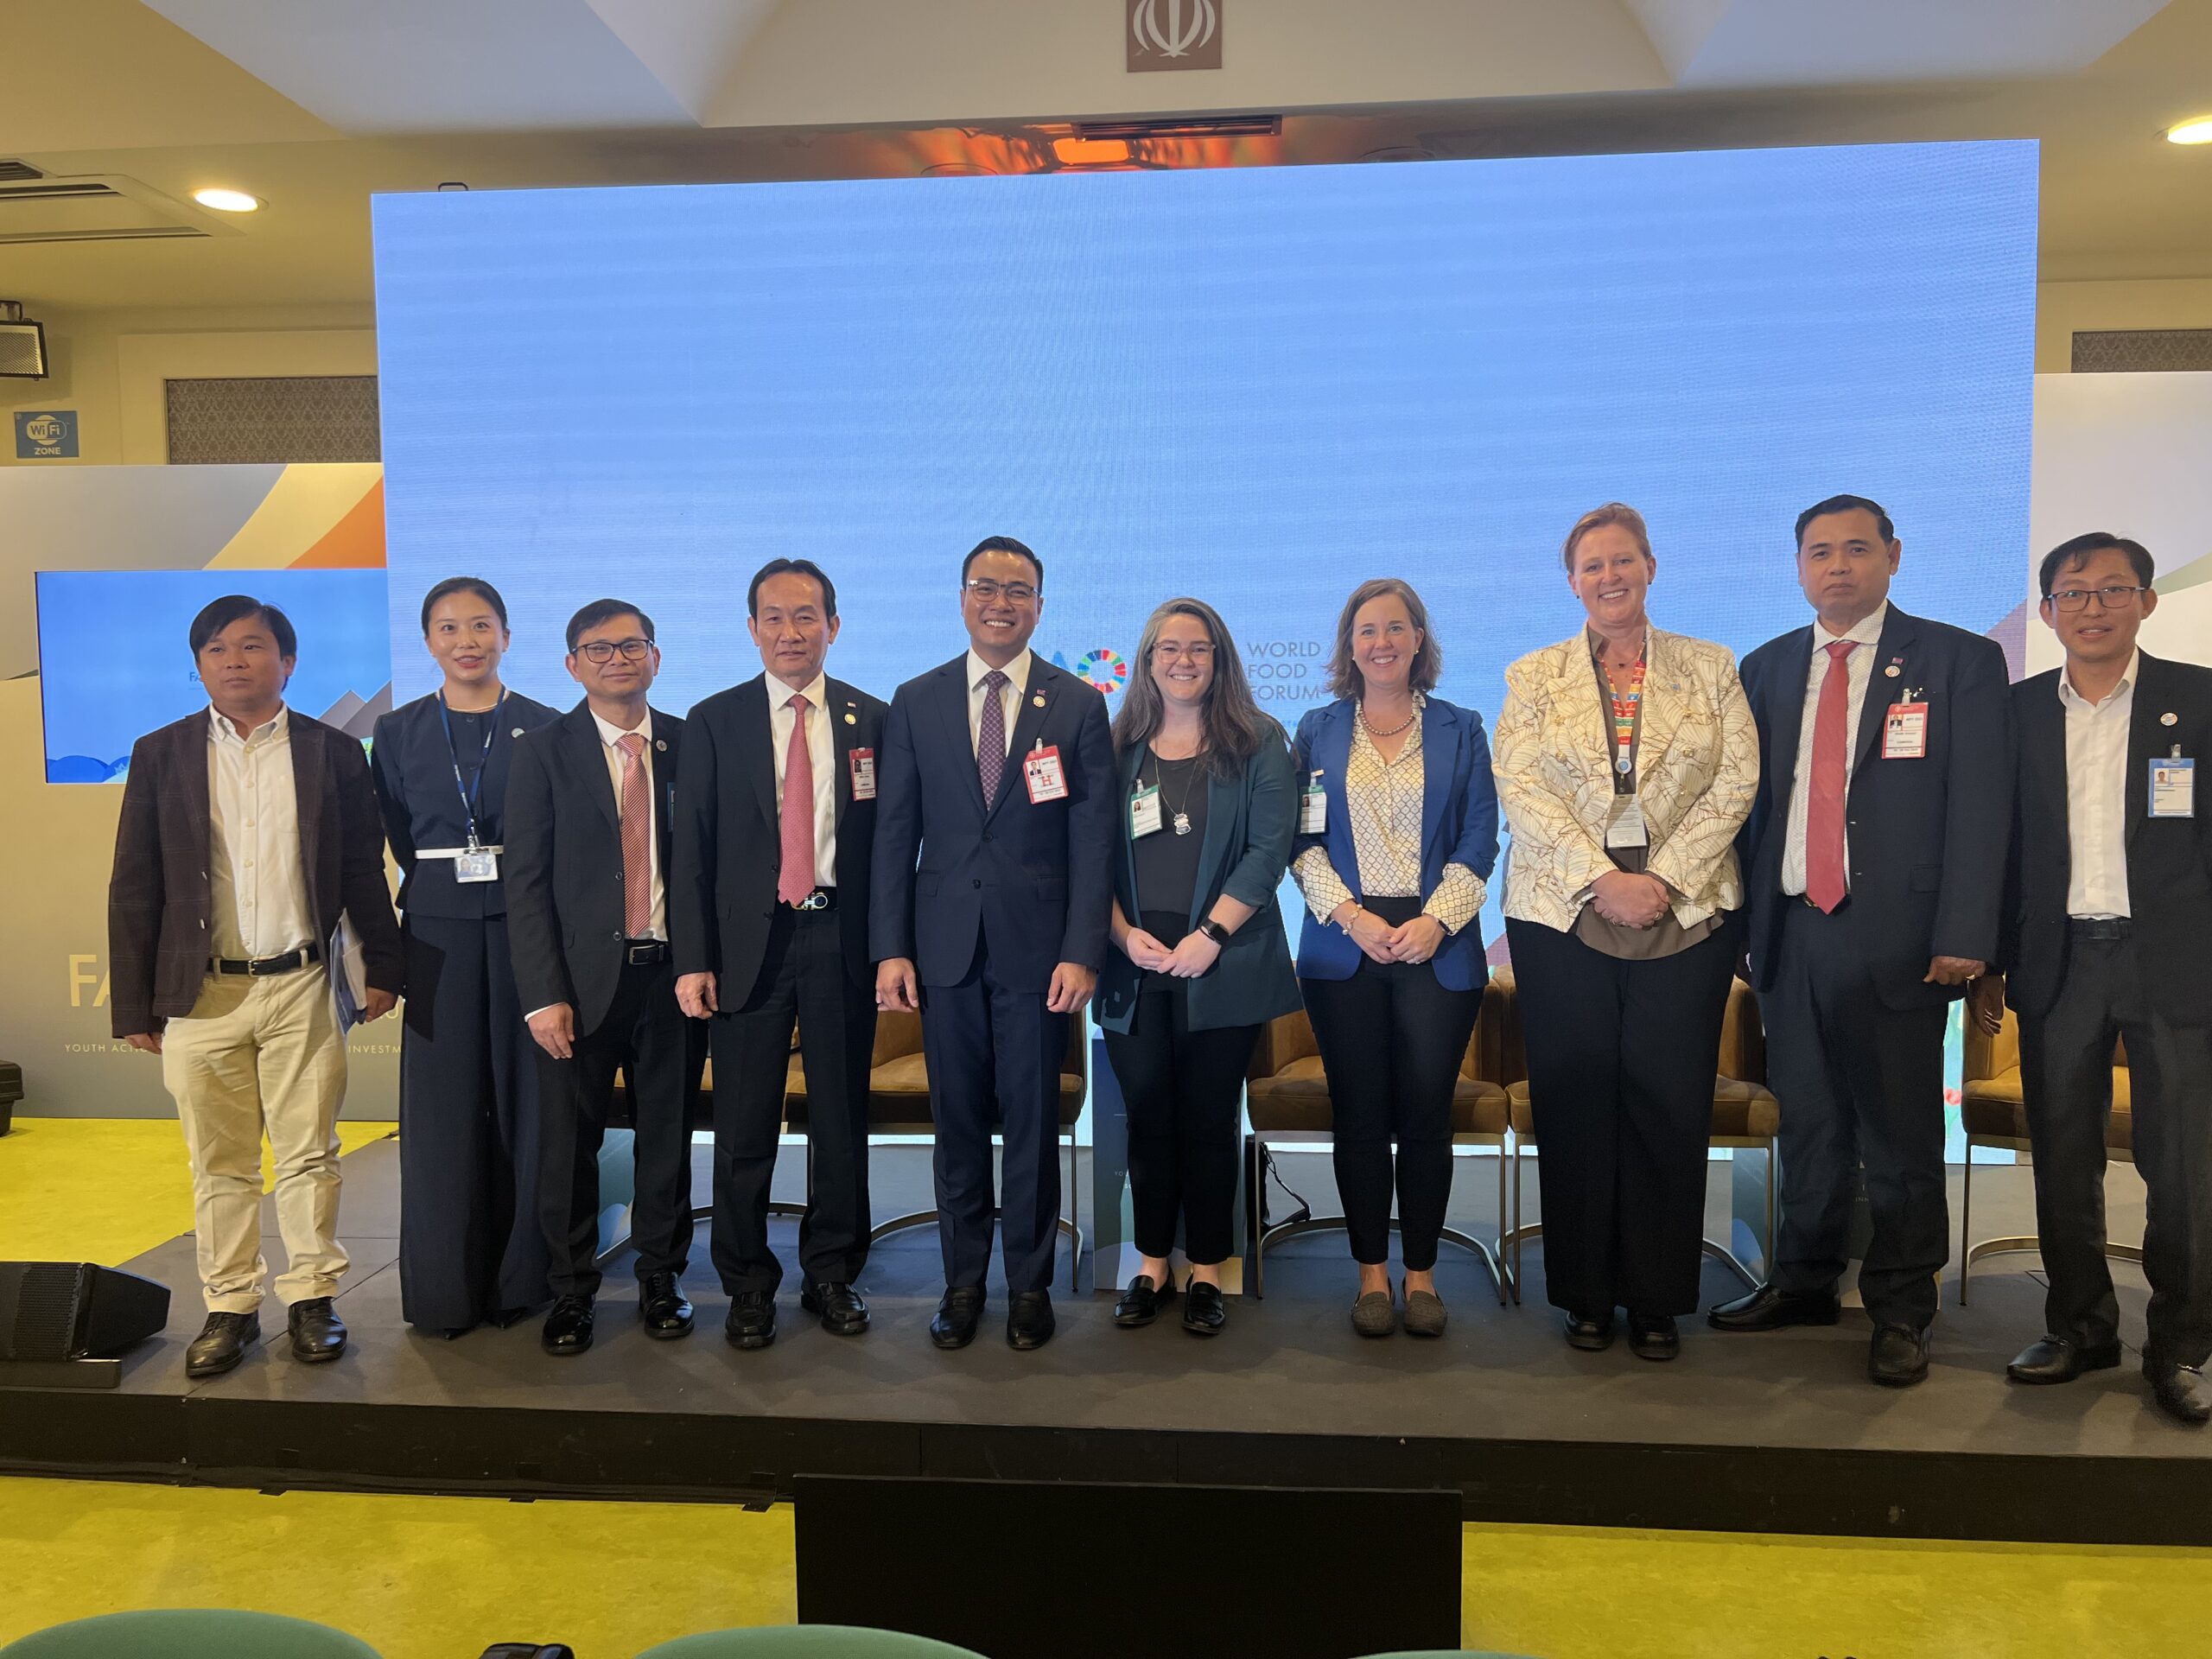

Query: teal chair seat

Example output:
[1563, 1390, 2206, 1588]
[0, 1610, 380, 1658]
[635, 1626, 982, 1658]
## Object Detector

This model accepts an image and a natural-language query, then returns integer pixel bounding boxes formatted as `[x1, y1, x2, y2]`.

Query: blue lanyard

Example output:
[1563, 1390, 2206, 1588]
[437, 688, 505, 847]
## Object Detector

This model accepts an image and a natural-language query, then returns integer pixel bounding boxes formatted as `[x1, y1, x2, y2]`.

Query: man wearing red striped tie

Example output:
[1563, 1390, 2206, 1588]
[671, 560, 889, 1350]
[506, 599, 705, 1357]
[1713, 496, 2013, 1387]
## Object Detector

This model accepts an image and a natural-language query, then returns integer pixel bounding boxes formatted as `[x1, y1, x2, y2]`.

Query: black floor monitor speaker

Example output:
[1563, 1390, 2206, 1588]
[794, 1474, 1461, 1659]
[0, 1262, 170, 1388]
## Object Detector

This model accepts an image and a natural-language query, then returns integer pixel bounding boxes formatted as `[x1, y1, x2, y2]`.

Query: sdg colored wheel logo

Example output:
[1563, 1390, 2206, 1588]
[1075, 649, 1128, 695]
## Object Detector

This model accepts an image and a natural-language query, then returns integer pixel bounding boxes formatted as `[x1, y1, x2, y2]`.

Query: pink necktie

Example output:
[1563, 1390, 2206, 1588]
[616, 732, 652, 937]
[1806, 641, 1853, 913]
[778, 694, 817, 905]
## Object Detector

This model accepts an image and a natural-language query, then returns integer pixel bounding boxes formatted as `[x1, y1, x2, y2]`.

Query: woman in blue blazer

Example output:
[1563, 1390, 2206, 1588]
[371, 577, 559, 1336]
[1289, 578, 1499, 1338]
[1096, 598, 1301, 1336]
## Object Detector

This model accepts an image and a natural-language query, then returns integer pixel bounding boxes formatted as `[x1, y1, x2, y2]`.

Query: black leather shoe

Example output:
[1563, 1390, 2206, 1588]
[725, 1289, 778, 1351]
[287, 1297, 347, 1364]
[1007, 1290, 1056, 1351]
[1182, 1281, 1227, 1337]
[800, 1281, 869, 1337]
[542, 1294, 594, 1356]
[1627, 1312, 1679, 1362]
[1707, 1282, 1842, 1332]
[1113, 1272, 1175, 1327]
[931, 1286, 986, 1351]
[639, 1271, 694, 1340]
[1868, 1323, 1930, 1387]
[2146, 1364, 2212, 1427]
[2007, 1335, 2121, 1385]
[1563, 1310, 1615, 1351]
[184, 1311, 260, 1378]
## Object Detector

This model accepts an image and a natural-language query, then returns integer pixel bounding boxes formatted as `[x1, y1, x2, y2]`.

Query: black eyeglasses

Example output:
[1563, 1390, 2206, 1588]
[2047, 585, 2150, 613]
[575, 638, 653, 663]
[963, 579, 1039, 604]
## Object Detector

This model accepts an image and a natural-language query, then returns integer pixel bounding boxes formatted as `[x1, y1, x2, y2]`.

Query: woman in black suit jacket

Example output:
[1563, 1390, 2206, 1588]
[1096, 598, 1301, 1336]
[371, 577, 559, 1337]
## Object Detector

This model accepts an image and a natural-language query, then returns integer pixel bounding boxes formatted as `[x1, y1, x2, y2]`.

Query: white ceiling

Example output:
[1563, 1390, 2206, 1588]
[2, 0, 2209, 313]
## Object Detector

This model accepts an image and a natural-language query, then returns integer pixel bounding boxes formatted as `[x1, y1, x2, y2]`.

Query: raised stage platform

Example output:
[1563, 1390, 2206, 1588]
[3, 1139, 2203, 1547]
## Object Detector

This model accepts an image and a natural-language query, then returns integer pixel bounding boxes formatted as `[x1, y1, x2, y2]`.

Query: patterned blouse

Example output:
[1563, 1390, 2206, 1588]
[1291, 698, 1486, 933]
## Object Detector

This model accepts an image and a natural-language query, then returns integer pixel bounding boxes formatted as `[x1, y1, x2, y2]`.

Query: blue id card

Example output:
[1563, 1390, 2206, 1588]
[2151, 757, 2195, 818]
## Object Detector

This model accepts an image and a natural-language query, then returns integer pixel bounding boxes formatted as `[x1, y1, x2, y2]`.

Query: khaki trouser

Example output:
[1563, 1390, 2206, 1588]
[161, 966, 350, 1313]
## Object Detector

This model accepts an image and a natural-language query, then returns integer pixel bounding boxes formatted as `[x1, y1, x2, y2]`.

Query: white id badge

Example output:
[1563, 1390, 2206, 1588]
[2151, 758, 2196, 818]
[1604, 793, 1649, 850]
[849, 747, 877, 801]
[454, 847, 499, 884]
[1022, 744, 1069, 804]
[1299, 774, 1327, 835]
[1130, 783, 1163, 838]
[1883, 702, 1929, 760]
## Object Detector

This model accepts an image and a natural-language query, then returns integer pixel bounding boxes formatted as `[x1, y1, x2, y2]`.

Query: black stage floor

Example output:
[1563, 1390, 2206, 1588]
[3, 1141, 2203, 1546]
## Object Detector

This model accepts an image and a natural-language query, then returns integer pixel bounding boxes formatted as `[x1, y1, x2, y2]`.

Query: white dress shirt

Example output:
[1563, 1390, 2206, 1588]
[594, 706, 665, 940]
[1782, 601, 1890, 897]
[769, 672, 838, 887]
[206, 705, 317, 962]
[2059, 651, 2136, 919]
[965, 647, 1033, 757]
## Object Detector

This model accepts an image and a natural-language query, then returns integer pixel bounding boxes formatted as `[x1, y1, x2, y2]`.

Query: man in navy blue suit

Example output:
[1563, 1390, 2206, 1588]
[1712, 495, 2012, 1388]
[871, 536, 1116, 1351]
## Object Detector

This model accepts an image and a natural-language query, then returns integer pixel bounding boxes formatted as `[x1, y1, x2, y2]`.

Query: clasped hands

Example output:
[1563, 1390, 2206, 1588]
[1122, 926, 1222, 979]
[1335, 906, 1449, 965]
[1588, 870, 1670, 931]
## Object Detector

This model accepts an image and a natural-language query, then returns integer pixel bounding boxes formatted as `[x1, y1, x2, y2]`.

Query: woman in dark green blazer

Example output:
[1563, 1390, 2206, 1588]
[1096, 597, 1301, 1336]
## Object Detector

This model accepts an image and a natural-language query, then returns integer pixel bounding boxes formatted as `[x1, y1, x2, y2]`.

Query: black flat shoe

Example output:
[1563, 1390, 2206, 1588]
[1182, 1281, 1226, 1337]
[1627, 1313, 1679, 1362]
[639, 1270, 694, 1339]
[725, 1289, 778, 1350]
[801, 1281, 869, 1337]
[542, 1294, 594, 1357]
[1007, 1290, 1056, 1351]
[287, 1297, 347, 1364]
[931, 1286, 986, 1350]
[184, 1311, 260, 1378]
[2146, 1364, 2212, 1427]
[1868, 1323, 1930, 1388]
[1114, 1272, 1175, 1327]
[1563, 1310, 1615, 1351]
[2007, 1335, 2121, 1385]
[1708, 1282, 1842, 1332]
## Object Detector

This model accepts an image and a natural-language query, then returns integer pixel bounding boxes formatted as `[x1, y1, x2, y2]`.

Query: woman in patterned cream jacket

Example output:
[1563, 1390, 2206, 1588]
[1495, 504, 1758, 1363]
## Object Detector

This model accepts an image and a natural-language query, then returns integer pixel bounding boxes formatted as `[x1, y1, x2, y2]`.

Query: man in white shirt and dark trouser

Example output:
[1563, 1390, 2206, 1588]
[1977, 533, 2212, 1426]
[109, 595, 401, 1379]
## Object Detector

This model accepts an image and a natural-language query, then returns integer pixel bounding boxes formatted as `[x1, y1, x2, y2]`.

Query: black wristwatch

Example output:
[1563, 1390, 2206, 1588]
[1196, 918, 1230, 946]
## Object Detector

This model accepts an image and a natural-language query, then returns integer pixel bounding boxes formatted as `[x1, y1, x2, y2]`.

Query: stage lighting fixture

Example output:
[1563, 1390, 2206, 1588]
[2167, 115, 2212, 144]
[1052, 137, 1133, 166]
[192, 187, 261, 212]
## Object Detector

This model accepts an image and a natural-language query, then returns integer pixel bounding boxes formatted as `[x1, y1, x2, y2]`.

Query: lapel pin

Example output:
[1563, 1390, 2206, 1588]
[654, 738, 667, 752]
[844, 711, 857, 725]
[1885, 664, 1901, 678]
[1033, 693, 1046, 708]
[511, 727, 524, 738]
[2162, 711, 2178, 727]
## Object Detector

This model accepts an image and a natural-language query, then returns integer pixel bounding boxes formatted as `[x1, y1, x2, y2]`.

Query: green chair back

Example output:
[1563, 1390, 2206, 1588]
[0, 1609, 381, 1658]
[634, 1626, 982, 1658]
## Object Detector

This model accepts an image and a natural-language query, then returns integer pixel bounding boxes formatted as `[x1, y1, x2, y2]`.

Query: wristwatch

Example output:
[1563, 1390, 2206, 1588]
[1196, 918, 1230, 946]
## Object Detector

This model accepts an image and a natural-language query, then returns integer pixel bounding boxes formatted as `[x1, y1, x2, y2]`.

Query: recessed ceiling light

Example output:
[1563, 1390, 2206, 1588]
[2167, 116, 2212, 145]
[192, 188, 261, 212]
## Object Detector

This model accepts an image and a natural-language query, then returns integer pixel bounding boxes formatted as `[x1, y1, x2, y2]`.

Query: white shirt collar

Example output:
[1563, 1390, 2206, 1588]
[207, 703, 289, 746]
[770, 672, 829, 712]
[966, 647, 1033, 696]
[2058, 649, 2140, 711]
[1815, 601, 1889, 650]
[592, 706, 654, 750]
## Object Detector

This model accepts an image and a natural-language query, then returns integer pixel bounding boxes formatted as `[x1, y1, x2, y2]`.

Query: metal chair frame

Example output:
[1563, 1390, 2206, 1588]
[861, 1112, 1086, 1294]
[1957, 1128, 2141, 1302]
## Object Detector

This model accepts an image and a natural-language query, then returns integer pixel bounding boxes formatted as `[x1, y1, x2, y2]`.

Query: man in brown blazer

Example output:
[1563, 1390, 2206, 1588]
[109, 595, 402, 1378]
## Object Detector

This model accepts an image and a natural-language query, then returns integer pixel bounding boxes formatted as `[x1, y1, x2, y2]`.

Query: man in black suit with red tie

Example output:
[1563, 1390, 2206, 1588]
[1713, 495, 2013, 1388]
[1976, 533, 2212, 1426]
[872, 536, 1116, 1351]
[671, 559, 888, 1349]
[505, 599, 703, 1357]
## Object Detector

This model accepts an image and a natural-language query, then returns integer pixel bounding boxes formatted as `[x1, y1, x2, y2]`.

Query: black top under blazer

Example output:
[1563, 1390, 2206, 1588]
[2001, 651, 2212, 1027]
[371, 689, 560, 920]
[1737, 604, 2013, 1010]
[670, 672, 890, 1004]
[504, 700, 685, 1036]
[869, 653, 1116, 992]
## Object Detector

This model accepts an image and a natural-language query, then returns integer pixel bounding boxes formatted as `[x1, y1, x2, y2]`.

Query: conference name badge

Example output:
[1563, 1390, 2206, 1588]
[1604, 793, 1649, 851]
[2150, 755, 2195, 819]
[1883, 698, 1929, 760]
[1130, 782, 1164, 839]
[1300, 772, 1327, 835]
[454, 846, 499, 884]
[1023, 743, 1069, 804]
[849, 747, 877, 801]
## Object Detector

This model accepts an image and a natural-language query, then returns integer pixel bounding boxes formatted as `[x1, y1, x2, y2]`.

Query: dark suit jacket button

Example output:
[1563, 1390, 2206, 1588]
[972, 879, 982, 888]
[982, 832, 992, 842]
[612, 930, 623, 941]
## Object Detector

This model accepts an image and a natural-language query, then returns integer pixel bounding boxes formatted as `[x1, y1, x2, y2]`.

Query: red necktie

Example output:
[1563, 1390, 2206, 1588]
[616, 732, 652, 937]
[1806, 640, 1854, 913]
[778, 694, 817, 905]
